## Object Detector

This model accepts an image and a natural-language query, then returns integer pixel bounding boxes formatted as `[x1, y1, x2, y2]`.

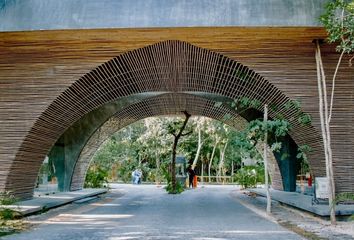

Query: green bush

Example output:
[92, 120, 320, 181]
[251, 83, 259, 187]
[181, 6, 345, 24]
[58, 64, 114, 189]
[161, 164, 184, 194]
[235, 165, 265, 189]
[0, 192, 21, 222]
[165, 181, 184, 194]
[84, 166, 108, 188]
[0, 192, 17, 206]
[0, 208, 19, 221]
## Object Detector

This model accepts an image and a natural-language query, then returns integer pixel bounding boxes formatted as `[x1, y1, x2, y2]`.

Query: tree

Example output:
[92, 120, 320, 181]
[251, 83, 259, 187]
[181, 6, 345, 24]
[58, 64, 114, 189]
[216, 97, 312, 213]
[208, 136, 219, 182]
[217, 140, 228, 183]
[318, 0, 354, 225]
[191, 117, 205, 170]
[166, 111, 192, 194]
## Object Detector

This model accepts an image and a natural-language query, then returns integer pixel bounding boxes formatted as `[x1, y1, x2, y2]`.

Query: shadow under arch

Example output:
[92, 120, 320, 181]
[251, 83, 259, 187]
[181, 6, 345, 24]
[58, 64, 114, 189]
[8, 40, 323, 199]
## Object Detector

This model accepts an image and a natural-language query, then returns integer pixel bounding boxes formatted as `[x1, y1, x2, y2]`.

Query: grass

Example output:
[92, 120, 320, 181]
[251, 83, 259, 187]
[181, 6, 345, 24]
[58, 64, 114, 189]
[278, 220, 327, 240]
[0, 191, 26, 236]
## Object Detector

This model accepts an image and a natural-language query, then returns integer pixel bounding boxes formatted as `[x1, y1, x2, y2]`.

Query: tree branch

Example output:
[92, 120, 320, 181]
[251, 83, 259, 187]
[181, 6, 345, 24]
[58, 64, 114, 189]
[175, 111, 191, 138]
[328, 49, 345, 123]
[349, 55, 354, 67]
[181, 131, 193, 136]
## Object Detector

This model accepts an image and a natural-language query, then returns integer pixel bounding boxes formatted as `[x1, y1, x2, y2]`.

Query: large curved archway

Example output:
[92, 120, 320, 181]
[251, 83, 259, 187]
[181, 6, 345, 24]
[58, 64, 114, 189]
[7, 40, 323, 199]
[70, 93, 247, 191]
[70, 93, 285, 192]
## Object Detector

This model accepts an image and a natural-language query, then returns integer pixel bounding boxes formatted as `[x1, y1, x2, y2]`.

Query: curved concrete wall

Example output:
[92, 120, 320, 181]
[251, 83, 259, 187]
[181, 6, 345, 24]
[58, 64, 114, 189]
[0, 0, 327, 31]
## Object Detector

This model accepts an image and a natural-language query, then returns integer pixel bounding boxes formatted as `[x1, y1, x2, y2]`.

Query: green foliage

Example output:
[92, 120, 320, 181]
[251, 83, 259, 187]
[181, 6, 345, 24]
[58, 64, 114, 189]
[89, 116, 281, 188]
[235, 70, 248, 81]
[0, 192, 22, 227]
[220, 97, 311, 162]
[284, 99, 301, 112]
[334, 192, 354, 204]
[235, 97, 262, 109]
[232, 130, 261, 161]
[332, 192, 354, 220]
[161, 164, 172, 183]
[297, 144, 312, 174]
[214, 102, 223, 108]
[297, 145, 312, 161]
[84, 166, 108, 188]
[161, 164, 185, 194]
[235, 165, 265, 189]
[246, 119, 291, 143]
[117, 158, 139, 182]
[165, 117, 192, 136]
[320, 0, 354, 54]
[0, 192, 17, 206]
[165, 180, 184, 194]
[0, 209, 19, 221]
[285, 100, 312, 126]
[297, 113, 312, 125]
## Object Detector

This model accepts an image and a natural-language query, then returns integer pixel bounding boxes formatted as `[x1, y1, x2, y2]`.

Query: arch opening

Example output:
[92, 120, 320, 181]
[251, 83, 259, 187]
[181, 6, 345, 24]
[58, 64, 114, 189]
[78, 115, 283, 191]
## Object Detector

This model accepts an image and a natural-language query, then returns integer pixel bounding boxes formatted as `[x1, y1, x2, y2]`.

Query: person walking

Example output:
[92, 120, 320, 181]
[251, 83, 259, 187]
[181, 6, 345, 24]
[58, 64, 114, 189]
[132, 169, 140, 184]
[187, 165, 196, 188]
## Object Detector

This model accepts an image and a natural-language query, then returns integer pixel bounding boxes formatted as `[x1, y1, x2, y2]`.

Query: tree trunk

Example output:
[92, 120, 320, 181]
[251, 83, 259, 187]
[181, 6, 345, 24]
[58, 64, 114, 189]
[231, 160, 234, 182]
[201, 162, 204, 184]
[208, 139, 219, 182]
[264, 104, 271, 214]
[315, 41, 336, 224]
[171, 139, 178, 192]
[217, 141, 228, 183]
[155, 148, 160, 185]
[192, 126, 203, 170]
[170, 111, 191, 193]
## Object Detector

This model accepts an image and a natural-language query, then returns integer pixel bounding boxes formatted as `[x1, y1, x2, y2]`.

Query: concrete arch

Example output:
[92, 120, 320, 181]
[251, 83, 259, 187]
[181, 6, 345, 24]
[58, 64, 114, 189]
[6, 40, 323, 199]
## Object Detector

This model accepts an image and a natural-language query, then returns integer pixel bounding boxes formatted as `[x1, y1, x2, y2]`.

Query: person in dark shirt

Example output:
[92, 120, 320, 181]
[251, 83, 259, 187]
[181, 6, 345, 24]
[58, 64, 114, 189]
[187, 165, 196, 188]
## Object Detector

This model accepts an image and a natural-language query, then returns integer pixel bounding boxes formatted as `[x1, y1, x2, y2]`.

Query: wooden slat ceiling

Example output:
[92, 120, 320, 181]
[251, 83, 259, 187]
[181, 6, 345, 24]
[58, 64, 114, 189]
[0, 27, 352, 199]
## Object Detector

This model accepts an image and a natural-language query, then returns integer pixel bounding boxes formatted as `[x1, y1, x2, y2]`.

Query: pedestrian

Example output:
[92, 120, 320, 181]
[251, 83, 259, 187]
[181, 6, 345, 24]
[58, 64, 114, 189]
[132, 170, 136, 184]
[137, 169, 142, 184]
[187, 165, 196, 188]
[132, 169, 140, 184]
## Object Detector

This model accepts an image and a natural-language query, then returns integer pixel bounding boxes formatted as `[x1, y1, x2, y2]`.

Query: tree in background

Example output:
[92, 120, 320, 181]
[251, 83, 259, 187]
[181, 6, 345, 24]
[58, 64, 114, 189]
[87, 115, 277, 192]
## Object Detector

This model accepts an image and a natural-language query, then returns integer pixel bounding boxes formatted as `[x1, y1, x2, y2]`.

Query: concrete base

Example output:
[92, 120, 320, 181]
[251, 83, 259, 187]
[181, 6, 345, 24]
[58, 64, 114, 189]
[249, 188, 354, 217]
[1, 188, 107, 216]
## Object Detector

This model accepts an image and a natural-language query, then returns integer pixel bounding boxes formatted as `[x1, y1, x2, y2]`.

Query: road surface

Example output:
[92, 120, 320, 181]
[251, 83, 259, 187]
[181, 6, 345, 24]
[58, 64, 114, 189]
[5, 184, 303, 240]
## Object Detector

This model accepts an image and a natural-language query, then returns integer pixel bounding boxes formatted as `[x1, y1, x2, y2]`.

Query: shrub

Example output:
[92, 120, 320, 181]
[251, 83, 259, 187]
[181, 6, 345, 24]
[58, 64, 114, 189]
[235, 165, 265, 189]
[161, 164, 184, 194]
[0, 192, 17, 206]
[84, 166, 108, 188]
[0, 192, 19, 220]
[165, 181, 184, 194]
[0, 208, 19, 221]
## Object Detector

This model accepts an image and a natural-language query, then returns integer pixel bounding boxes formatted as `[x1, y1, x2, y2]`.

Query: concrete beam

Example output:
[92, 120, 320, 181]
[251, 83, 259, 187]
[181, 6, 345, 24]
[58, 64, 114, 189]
[0, 0, 328, 31]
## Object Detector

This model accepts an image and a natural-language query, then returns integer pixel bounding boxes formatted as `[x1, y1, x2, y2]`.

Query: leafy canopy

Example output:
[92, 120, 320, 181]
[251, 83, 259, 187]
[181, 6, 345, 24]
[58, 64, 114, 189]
[320, 0, 354, 54]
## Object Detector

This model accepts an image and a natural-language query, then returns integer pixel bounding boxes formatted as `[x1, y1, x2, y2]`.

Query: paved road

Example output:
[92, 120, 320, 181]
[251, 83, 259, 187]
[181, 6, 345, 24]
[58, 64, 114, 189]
[6, 184, 303, 240]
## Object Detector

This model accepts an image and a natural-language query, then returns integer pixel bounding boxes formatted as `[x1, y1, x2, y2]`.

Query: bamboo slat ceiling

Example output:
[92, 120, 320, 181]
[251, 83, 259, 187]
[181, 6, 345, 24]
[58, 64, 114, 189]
[0, 27, 353, 199]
